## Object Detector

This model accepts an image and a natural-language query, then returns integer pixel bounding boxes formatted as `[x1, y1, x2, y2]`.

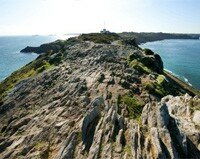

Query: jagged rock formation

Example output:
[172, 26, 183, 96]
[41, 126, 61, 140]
[0, 34, 200, 158]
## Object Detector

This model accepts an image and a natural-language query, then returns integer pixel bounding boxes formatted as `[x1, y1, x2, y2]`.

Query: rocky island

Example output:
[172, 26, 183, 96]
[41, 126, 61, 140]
[0, 33, 200, 159]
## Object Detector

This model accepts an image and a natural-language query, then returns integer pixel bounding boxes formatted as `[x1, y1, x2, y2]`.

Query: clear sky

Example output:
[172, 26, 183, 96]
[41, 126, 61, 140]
[0, 0, 200, 35]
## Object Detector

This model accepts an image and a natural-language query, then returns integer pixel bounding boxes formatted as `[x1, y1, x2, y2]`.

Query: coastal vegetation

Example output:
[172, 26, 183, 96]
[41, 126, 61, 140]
[0, 51, 61, 101]
[78, 33, 120, 44]
[129, 59, 151, 74]
[143, 80, 166, 98]
[120, 95, 144, 119]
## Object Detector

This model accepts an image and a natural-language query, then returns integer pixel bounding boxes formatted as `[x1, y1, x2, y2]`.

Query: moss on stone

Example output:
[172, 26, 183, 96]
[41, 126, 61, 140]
[77, 131, 82, 142]
[129, 60, 151, 74]
[156, 75, 165, 85]
[143, 81, 166, 98]
[36, 61, 53, 74]
[34, 141, 48, 150]
[124, 144, 132, 156]
[121, 95, 143, 119]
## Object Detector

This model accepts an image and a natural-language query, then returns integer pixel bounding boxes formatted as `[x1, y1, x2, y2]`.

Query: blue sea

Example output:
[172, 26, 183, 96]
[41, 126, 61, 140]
[140, 39, 200, 90]
[0, 35, 70, 81]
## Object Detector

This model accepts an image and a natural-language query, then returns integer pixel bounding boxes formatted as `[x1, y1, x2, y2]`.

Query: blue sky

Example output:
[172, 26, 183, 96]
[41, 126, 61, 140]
[0, 0, 200, 35]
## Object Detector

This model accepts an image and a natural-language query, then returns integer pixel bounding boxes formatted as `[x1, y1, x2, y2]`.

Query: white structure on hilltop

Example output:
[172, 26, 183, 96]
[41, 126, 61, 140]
[100, 29, 110, 34]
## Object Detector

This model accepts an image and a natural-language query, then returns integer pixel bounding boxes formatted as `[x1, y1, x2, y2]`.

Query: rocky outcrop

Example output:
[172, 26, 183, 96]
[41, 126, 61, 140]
[20, 38, 79, 54]
[0, 34, 200, 158]
[141, 53, 163, 73]
[20, 44, 61, 54]
[56, 131, 78, 159]
[193, 111, 200, 126]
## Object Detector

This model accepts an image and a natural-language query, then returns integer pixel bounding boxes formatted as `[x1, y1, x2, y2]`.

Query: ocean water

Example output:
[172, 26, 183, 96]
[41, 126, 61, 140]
[0, 35, 65, 81]
[140, 39, 200, 90]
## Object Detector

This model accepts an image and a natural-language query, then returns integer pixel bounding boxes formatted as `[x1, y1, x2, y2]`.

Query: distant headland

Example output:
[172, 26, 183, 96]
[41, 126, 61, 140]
[119, 32, 200, 44]
[20, 32, 200, 54]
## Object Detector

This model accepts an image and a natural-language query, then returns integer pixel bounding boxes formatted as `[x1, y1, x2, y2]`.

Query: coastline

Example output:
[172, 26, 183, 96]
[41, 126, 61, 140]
[139, 39, 200, 92]
[0, 35, 59, 82]
[139, 38, 199, 45]
[119, 32, 200, 45]
[164, 70, 200, 96]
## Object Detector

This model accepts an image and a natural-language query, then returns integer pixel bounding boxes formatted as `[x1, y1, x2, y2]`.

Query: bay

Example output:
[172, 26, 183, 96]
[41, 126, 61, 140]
[140, 39, 200, 90]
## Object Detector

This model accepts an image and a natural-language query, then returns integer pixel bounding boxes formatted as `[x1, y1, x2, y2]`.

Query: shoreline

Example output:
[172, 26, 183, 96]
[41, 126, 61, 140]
[119, 32, 200, 45]
[164, 70, 200, 96]
[139, 38, 199, 45]
[139, 39, 200, 95]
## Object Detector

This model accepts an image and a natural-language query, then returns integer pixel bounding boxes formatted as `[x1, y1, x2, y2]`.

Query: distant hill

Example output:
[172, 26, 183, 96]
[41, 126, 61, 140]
[119, 32, 200, 44]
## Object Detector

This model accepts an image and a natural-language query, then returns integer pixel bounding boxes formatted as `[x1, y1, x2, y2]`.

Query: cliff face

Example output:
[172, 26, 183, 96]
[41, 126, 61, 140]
[0, 34, 200, 159]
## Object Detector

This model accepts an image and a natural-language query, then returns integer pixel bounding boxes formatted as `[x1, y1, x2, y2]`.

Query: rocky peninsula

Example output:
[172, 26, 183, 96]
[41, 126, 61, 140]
[20, 32, 200, 54]
[0, 33, 200, 159]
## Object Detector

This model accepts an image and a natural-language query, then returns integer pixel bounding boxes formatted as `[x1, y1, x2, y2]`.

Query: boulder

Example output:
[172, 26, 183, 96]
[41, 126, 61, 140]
[193, 111, 200, 126]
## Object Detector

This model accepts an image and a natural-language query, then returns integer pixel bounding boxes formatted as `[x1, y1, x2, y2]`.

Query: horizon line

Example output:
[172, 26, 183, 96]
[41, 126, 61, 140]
[0, 31, 200, 37]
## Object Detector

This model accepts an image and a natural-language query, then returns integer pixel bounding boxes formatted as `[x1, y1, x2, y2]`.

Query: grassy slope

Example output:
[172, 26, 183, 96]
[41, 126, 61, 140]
[0, 37, 81, 103]
[0, 51, 63, 102]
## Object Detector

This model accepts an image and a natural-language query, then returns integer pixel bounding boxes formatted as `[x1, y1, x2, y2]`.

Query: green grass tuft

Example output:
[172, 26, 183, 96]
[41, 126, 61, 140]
[124, 144, 132, 156]
[121, 95, 143, 119]
[129, 60, 151, 74]
[34, 141, 48, 150]
[143, 81, 166, 98]
[156, 75, 165, 85]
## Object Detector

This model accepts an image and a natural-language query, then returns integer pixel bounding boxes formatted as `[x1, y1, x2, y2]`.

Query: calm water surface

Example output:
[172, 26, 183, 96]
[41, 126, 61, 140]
[0, 35, 71, 81]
